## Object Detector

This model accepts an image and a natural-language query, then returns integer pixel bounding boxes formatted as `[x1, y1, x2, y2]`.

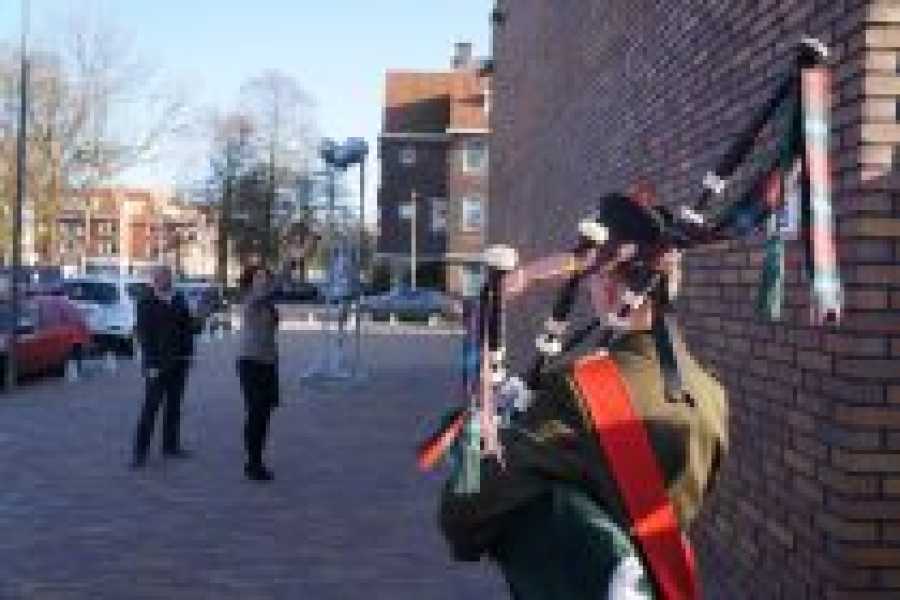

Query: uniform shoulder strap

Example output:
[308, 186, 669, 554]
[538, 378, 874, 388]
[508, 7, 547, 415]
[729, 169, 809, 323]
[572, 356, 699, 600]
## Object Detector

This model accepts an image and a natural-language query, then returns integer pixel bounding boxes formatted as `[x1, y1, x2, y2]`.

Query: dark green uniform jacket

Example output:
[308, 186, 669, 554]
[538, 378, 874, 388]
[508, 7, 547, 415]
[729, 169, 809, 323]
[439, 332, 727, 598]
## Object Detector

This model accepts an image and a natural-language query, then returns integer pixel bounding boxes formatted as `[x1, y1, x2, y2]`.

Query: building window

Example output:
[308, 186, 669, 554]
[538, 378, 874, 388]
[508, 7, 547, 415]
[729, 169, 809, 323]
[461, 265, 483, 298]
[98, 241, 118, 256]
[98, 221, 117, 236]
[399, 146, 416, 166]
[461, 196, 483, 232]
[431, 198, 448, 232]
[462, 139, 488, 173]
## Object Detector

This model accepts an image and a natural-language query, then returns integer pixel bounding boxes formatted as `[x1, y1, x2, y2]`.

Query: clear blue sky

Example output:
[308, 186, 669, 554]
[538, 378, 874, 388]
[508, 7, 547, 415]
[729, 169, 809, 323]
[0, 1, 492, 218]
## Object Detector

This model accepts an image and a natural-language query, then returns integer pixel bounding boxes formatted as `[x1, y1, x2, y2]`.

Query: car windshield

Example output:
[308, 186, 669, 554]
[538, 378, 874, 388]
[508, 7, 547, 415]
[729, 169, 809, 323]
[63, 281, 119, 305]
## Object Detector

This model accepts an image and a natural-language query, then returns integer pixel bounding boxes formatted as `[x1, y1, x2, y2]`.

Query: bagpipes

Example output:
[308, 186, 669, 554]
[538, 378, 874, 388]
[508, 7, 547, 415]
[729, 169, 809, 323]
[417, 37, 842, 492]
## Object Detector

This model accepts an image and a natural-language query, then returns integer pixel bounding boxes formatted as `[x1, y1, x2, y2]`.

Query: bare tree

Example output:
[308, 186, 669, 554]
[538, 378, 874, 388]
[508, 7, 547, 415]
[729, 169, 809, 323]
[205, 109, 255, 286]
[238, 70, 318, 263]
[53, 9, 188, 187]
[0, 10, 186, 186]
[0, 8, 187, 265]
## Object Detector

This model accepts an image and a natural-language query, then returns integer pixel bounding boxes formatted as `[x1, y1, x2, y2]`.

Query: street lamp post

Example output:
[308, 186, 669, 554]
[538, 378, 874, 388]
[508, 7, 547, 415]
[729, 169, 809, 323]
[8, 0, 29, 390]
[410, 189, 418, 291]
[352, 141, 368, 376]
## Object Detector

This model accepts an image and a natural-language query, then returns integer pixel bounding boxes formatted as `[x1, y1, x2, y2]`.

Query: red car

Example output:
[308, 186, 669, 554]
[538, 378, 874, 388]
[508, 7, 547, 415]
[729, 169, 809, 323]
[0, 296, 91, 387]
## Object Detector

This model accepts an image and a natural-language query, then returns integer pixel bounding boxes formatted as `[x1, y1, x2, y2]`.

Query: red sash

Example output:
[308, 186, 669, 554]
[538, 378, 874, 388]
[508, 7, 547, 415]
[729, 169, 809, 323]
[572, 356, 699, 600]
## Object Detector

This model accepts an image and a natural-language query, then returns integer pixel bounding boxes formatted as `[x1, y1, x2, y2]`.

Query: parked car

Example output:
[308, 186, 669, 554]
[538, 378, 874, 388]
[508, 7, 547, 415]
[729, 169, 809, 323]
[175, 282, 230, 332]
[318, 280, 357, 303]
[61, 277, 141, 356]
[273, 282, 321, 304]
[361, 288, 460, 322]
[0, 296, 91, 387]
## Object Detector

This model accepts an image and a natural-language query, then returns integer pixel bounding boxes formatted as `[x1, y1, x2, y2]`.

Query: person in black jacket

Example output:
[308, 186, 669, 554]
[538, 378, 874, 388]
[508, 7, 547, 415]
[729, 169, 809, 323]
[131, 266, 202, 468]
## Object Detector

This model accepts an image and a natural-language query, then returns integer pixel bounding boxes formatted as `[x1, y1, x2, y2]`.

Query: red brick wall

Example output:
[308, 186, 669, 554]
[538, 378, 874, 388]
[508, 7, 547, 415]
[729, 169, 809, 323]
[378, 139, 449, 258]
[489, 1, 900, 597]
[447, 135, 489, 256]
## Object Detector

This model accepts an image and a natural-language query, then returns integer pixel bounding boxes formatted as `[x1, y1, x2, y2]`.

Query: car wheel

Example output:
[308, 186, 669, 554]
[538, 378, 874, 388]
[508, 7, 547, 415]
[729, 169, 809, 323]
[50, 360, 66, 378]
[72, 345, 84, 364]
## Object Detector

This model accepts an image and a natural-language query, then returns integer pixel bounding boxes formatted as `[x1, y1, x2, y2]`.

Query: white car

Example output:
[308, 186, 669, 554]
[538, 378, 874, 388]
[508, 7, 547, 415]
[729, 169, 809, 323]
[62, 277, 147, 356]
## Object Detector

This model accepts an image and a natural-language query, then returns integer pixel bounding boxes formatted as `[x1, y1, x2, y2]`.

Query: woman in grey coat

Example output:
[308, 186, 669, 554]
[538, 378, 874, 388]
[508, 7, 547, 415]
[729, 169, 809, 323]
[236, 262, 293, 481]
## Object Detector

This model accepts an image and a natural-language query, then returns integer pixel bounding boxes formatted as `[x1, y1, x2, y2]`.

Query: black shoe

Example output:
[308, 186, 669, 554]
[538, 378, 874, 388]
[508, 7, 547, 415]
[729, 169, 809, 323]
[244, 463, 274, 481]
[163, 448, 193, 459]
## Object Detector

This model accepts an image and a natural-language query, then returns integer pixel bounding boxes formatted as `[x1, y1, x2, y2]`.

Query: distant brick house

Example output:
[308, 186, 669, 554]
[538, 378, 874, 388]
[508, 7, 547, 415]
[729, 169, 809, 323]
[377, 43, 491, 296]
[55, 187, 218, 279]
[489, 1, 900, 598]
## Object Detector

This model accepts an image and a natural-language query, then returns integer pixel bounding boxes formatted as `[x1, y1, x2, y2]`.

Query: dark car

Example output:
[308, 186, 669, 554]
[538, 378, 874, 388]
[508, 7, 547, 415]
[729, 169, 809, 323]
[0, 296, 91, 388]
[273, 282, 321, 304]
[361, 288, 460, 322]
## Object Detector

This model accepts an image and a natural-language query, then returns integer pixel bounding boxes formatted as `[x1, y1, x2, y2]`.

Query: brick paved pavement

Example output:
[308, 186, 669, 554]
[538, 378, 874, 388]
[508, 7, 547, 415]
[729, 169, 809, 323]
[0, 333, 507, 600]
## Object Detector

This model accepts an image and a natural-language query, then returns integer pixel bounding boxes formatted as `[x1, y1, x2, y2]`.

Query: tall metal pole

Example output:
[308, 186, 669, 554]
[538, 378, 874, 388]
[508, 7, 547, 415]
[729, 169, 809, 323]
[410, 189, 417, 291]
[217, 142, 233, 289]
[266, 145, 275, 264]
[358, 158, 366, 292]
[8, 0, 29, 390]
[326, 163, 336, 329]
[354, 156, 366, 375]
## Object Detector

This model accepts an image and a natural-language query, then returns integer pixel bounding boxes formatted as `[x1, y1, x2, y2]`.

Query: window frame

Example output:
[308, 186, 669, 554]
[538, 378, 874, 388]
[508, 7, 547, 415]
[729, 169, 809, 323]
[462, 138, 488, 174]
[461, 265, 484, 298]
[430, 198, 448, 233]
[398, 202, 414, 221]
[399, 145, 417, 167]
[460, 195, 484, 232]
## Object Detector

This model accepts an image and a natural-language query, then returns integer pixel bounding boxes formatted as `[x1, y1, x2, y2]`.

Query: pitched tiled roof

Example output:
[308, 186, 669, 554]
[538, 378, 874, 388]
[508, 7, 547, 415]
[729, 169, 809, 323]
[383, 69, 489, 134]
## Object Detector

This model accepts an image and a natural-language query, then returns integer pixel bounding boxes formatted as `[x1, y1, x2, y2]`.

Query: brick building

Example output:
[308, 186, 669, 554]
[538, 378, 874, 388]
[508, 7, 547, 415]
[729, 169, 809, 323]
[55, 187, 217, 279]
[377, 42, 491, 296]
[489, 1, 899, 598]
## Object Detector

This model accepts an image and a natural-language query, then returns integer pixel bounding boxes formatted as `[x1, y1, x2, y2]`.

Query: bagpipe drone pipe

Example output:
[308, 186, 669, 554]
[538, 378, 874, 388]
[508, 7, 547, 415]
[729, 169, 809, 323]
[417, 37, 843, 491]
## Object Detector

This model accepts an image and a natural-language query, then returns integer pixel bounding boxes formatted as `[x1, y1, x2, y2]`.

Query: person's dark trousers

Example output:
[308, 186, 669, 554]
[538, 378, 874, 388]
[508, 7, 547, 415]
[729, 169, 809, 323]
[237, 359, 278, 468]
[133, 360, 190, 462]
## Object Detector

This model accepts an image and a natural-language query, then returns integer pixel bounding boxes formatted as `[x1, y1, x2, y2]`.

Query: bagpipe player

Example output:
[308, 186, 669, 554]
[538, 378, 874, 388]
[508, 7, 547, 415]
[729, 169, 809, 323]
[436, 193, 729, 600]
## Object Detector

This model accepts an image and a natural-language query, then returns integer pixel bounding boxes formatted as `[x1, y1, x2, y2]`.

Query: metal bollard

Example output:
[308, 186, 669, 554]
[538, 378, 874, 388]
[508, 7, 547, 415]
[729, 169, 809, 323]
[104, 351, 118, 373]
[66, 358, 80, 383]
